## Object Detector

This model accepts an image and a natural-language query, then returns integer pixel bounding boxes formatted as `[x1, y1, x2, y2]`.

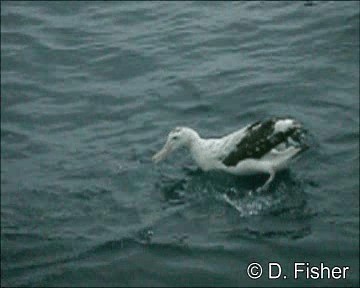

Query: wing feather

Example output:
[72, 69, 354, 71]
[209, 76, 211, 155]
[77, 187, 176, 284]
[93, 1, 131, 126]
[221, 118, 303, 166]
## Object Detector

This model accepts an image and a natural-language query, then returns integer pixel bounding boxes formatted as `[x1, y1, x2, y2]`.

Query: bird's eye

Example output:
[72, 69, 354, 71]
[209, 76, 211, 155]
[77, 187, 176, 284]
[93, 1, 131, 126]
[172, 136, 179, 140]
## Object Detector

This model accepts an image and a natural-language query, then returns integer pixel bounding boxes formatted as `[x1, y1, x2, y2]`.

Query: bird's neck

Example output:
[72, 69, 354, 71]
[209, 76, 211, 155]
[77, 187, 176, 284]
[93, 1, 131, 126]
[187, 132, 211, 170]
[185, 129, 202, 150]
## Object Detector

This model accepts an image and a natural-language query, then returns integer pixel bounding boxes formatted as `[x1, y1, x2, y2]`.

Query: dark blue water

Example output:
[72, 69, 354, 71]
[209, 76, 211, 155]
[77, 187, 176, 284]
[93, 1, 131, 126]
[1, 1, 359, 287]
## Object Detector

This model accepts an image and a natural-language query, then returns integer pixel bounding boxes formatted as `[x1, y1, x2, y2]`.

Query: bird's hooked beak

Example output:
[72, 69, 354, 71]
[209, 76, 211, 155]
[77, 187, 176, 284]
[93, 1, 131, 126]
[152, 141, 173, 163]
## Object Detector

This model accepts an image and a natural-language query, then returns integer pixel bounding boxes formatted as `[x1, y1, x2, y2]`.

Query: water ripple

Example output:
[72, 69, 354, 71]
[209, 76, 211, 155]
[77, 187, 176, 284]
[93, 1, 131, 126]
[2, 1, 359, 286]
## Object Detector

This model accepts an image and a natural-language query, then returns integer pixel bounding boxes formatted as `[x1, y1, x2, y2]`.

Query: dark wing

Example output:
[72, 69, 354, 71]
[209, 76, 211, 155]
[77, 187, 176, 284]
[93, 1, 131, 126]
[222, 118, 302, 166]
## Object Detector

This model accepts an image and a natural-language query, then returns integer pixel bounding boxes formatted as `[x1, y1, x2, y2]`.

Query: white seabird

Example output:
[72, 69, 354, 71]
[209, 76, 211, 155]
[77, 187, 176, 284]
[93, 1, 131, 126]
[152, 117, 308, 191]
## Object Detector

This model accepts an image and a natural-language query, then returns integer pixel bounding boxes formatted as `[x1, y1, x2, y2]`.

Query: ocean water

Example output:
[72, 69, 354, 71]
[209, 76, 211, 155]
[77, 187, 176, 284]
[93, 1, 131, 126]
[1, 1, 359, 287]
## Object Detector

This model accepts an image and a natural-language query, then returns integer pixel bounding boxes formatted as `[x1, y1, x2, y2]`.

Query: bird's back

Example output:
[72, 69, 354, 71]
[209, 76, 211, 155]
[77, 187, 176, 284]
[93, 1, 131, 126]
[221, 117, 306, 166]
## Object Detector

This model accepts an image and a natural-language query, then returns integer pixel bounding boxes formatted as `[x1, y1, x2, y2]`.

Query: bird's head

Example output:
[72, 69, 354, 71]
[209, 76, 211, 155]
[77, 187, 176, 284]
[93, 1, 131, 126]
[152, 127, 196, 163]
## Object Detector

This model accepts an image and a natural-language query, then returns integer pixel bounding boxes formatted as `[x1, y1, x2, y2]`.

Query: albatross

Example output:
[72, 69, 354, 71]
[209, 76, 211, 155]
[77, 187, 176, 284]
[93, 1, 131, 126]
[152, 117, 308, 191]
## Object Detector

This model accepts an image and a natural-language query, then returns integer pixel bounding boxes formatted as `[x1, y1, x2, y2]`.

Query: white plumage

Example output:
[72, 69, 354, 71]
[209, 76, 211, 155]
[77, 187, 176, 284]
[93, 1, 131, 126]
[152, 117, 308, 191]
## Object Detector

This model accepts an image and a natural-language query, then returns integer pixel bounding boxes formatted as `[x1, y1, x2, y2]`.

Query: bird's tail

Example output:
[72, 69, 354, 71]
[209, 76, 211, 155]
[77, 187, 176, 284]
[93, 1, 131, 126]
[271, 144, 309, 171]
[291, 143, 310, 159]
